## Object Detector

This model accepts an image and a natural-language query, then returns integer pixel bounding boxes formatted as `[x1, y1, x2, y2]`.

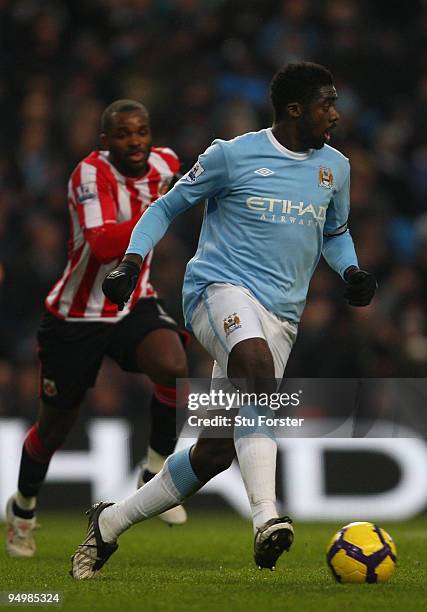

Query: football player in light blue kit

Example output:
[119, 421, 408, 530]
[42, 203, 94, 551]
[71, 62, 377, 579]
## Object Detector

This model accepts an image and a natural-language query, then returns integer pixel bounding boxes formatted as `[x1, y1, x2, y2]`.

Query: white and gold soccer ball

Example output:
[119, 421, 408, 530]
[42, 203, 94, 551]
[326, 521, 397, 584]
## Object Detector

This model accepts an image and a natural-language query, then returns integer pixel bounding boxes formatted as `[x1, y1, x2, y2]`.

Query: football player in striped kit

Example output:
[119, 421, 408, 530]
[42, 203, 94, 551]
[6, 100, 189, 558]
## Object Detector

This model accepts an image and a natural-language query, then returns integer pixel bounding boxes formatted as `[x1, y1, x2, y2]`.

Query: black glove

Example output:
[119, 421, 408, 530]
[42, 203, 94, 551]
[343, 266, 378, 307]
[102, 260, 140, 310]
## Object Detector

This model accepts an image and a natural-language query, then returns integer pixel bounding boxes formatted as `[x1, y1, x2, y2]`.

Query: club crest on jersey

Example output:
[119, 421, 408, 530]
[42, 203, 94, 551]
[43, 378, 58, 397]
[185, 161, 205, 183]
[223, 313, 242, 337]
[318, 167, 334, 189]
[77, 182, 97, 203]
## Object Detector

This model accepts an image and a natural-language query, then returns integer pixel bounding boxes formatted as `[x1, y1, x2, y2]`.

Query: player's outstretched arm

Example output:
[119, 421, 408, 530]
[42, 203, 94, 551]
[101, 191, 191, 309]
[321, 166, 377, 307]
[102, 141, 231, 309]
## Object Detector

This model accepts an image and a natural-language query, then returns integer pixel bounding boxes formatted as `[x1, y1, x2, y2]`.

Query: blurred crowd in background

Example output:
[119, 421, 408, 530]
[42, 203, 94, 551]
[0, 0, 427, 422]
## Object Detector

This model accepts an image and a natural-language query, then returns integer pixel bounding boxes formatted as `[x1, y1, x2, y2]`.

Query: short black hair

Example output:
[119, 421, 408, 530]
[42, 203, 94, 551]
[101, 99, 148, 132]
[270, 62, 334, 120]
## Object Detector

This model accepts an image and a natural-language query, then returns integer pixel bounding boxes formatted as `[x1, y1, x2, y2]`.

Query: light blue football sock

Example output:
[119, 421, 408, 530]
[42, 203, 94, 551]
[99, 446, 202, 541]
[166, 446, 202, 497]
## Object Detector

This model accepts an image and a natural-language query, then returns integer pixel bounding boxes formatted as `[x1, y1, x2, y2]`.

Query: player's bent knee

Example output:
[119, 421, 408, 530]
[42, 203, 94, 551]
[37, 401, 80, 452]
[228, 338, 275, 384]
[155, 362, 188, 387]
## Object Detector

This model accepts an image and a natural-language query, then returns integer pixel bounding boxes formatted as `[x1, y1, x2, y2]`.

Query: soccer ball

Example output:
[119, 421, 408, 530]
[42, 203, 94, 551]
[326, 521, 397, 583]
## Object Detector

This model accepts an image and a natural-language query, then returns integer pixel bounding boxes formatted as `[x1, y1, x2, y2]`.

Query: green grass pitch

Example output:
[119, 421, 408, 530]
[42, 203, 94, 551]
[1, 512, 427, 611]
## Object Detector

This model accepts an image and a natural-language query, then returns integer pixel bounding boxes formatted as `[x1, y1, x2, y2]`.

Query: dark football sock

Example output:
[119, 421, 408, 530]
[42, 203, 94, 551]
[149, 386, 180, 457]
[16, 424, 56, 515]
[12, 500, 35, 520]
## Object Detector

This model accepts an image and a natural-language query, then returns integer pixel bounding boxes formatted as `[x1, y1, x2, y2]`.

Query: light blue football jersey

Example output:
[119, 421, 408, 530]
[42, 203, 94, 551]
[127, 128, 358, 330]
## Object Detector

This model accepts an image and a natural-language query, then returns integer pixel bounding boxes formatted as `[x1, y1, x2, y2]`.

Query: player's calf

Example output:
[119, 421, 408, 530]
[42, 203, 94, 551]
[189, 437, 236, 482]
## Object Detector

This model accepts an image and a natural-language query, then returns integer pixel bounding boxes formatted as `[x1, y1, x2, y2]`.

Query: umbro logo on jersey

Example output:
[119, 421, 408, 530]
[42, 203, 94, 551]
[107, 270, 126, 279]
[254, 168, 275, 176]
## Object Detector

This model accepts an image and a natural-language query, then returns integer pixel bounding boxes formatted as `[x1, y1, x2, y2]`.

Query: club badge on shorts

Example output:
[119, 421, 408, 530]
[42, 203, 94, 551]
[43, 378, 58, 397]
[223, 313, 242, 337]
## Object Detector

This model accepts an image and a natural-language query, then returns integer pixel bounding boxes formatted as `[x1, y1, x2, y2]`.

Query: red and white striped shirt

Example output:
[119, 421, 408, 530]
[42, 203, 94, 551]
[46, 147, 180, 321]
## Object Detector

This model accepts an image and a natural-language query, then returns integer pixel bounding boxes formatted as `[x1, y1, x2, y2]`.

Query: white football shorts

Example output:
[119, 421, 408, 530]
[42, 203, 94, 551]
[191, 283, 298, 380]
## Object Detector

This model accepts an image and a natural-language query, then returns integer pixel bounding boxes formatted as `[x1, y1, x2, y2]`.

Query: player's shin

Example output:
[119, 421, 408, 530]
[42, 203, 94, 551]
[6, 424, 56, 557]
[234, 404, 278, 532]
[145, 384, 181, 479]
[15, 424, 57, 517]
[99, 446, 201, 542]
[139, 384, 189, 525]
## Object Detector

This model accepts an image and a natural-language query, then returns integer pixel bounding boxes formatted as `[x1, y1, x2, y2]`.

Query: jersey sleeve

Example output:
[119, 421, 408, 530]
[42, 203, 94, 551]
[71, 160, 140, 264]
[322, 164, 358, 277]
[71, 161, 117, 230]
[127, 141, 230, 258]
[323, 166, 350, 238]
[173, 141, 230, 202]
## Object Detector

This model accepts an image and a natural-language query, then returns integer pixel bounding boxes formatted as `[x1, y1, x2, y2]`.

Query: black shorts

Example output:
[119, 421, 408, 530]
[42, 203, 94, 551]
[37, 298, 188, 409]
